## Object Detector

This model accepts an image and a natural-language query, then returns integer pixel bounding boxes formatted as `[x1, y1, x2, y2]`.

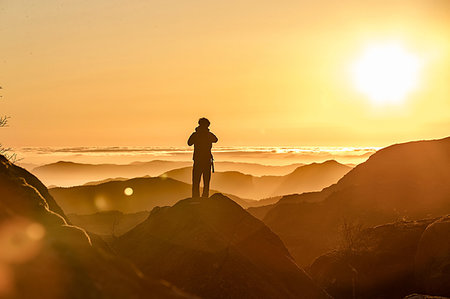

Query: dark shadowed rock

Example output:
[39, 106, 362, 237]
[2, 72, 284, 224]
[404, 294, 450, 299]
[309, 218, 435, 299]
[0, 155, 192, 299]
[115, 193, 330, 299]
[415, 215, 450, 296]
[68, 211, 150, 239]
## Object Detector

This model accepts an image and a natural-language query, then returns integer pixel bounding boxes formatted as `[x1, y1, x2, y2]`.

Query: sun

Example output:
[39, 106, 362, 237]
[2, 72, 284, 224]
[351, 42, 421, 105]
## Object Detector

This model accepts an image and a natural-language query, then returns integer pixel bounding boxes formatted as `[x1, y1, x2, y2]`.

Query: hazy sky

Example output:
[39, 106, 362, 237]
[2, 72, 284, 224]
[1, 0, 449, 147]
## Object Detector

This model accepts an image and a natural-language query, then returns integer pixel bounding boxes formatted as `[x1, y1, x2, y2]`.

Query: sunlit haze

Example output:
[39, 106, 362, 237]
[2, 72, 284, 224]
[351, 42, 421, 105]
[1, 2, 450, 298]
[1, 0, 449, 153]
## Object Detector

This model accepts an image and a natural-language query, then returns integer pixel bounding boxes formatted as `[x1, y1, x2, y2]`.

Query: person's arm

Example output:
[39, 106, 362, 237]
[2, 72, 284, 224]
[210, 132, 218, 143]
[187, 132, 196, 146]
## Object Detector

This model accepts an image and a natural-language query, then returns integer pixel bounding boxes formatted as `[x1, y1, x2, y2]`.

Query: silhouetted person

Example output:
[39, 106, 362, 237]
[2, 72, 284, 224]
[188, 118, 218, 198]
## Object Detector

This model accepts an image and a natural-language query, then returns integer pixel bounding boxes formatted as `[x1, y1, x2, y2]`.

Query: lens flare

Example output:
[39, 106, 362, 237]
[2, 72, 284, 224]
[26, 223, 46, 241]
[94, 196, 109, 211]
[124, 187, 133, 196]
[0, 219, 44, 264]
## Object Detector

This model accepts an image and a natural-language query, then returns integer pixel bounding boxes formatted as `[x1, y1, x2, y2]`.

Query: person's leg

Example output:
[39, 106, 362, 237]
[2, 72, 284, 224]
[202, 162, 211, 198]
[192, 162, 201, 198]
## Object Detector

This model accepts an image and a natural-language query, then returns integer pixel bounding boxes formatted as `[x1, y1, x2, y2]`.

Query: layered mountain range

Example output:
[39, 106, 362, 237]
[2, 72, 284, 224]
[32, 160, 306, 187]
[161, 160, 351, 199]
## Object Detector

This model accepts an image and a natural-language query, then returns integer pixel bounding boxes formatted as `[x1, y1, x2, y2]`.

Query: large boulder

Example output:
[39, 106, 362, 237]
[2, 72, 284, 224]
[115, 193, 330, 299]
[0, 155, 191, 299]
[415, 215, 450, 296]
[309, 219, 435, 299]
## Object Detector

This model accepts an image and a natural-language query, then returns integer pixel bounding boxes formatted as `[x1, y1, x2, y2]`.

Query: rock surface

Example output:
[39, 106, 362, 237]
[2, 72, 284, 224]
[115, 193, 330, 299]
[309, 216, 450, 298]
[415, 215, 450, 297]
[0, 155, 191, 299]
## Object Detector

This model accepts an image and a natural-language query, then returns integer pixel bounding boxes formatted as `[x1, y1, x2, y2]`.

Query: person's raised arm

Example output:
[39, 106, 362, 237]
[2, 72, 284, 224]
[210, 132, 218, 143]
[187, 132, 196, 146]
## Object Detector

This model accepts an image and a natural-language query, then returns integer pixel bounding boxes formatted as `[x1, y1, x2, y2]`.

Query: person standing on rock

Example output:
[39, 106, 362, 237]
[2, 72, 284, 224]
[187, 117, 218, 198]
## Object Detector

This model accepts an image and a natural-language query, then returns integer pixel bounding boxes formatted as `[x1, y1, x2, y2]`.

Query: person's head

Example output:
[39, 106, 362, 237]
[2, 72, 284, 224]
[198, 117, 210, 128]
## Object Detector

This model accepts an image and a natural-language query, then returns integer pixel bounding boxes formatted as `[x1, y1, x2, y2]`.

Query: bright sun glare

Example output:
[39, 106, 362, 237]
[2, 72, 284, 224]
[351, 42, 421, 105]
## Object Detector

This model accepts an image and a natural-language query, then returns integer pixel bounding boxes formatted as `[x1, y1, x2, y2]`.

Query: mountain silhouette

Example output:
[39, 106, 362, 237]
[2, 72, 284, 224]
[32, 160, 306, 187]
[260, 137, 450, 266]
[114, 193, 330, 299]
[162, 160, 351, 199]
[0, 155, 192, 298]
[50, 176, 252, 214]
[32, 160, 192, 187]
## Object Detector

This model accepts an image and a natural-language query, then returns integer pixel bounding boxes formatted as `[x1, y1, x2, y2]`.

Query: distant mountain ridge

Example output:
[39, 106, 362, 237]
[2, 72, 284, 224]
[162, 160, 351, 199]
[32, 160, 307, 187]
[32, 160, 191, 187]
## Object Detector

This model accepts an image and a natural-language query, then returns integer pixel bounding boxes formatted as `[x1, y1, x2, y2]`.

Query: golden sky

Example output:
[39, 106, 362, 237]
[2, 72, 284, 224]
[1, 0, 449, 147]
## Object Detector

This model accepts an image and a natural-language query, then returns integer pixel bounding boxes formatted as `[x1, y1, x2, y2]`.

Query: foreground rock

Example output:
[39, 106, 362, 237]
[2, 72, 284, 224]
[309, 217, 450, 298]
[415, 215, 450, 297]
[67, 210, 150, 240]
[0, 155, 191, 299]
[115, 193, 330, 299]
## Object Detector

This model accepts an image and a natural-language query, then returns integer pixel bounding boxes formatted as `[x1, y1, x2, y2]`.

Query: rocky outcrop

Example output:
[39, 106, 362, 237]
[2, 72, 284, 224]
[115, 193, 330, 299]
[309, 216, 450, 299]
[404, 294, 450, 299]
[415, 215, 450, 297]
[0, 155, 191, 299]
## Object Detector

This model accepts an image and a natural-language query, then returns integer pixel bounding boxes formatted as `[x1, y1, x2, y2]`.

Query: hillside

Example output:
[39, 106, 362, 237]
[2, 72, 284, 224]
[32, 160, 306, 187]
[163, 160, 351, 199]
[309, 216, 450, 298]
[50, 176, 253, 214]
[32, 160, 192, 187]
[114, 193, 330, 299]
[261, 137, 450, 266]
[0, 155, 191, 299]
